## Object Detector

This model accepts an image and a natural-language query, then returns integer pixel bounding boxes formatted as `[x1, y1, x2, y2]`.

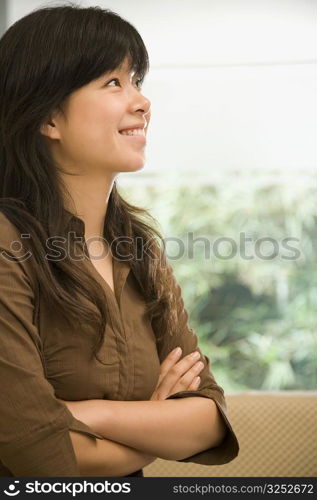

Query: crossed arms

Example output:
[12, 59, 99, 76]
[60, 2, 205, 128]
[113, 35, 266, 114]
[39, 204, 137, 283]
[64, 397, 227, 476]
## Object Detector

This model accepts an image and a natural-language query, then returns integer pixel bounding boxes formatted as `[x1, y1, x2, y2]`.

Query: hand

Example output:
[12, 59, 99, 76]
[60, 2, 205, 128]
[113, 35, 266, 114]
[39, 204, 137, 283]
[150, 348, 204, 401]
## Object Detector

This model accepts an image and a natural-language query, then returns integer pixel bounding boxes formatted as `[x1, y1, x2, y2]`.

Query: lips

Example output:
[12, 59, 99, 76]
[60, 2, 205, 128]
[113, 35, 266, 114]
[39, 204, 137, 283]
[118, 129, 146, 144]
[118, 120, 148, 133]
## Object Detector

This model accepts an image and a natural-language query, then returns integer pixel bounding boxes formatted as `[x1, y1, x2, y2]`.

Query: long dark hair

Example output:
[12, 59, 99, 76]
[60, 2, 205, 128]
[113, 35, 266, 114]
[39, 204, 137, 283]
[0, 3, 179, 363]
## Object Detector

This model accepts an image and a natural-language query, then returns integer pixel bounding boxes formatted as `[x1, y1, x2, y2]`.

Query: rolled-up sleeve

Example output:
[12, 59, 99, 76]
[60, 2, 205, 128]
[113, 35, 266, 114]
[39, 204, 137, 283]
[0, 244, 103, 477]
[153, 259, 239, 466]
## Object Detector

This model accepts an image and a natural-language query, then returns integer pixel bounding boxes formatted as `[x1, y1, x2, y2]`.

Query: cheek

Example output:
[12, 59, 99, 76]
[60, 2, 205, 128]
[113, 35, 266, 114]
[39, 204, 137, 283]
[72, 100, 121, 143]
[61, 93, 126, 157]
[84, 92, 122, 121]
[75, 107, 104, 134]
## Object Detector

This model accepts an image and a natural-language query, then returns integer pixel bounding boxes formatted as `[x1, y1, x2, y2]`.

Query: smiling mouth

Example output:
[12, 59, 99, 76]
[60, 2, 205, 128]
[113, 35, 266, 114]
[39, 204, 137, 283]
[118, 130, 146, 145]
[118, 129, 146, 137]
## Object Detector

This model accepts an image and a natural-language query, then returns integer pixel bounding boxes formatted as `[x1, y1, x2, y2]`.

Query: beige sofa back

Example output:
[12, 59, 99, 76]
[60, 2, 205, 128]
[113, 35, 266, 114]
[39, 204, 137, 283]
[145, 391, 317, 477]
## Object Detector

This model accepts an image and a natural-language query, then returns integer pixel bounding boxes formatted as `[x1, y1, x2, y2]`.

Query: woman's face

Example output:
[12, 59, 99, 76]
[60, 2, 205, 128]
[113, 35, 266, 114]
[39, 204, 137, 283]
[42, 56, 151, 175]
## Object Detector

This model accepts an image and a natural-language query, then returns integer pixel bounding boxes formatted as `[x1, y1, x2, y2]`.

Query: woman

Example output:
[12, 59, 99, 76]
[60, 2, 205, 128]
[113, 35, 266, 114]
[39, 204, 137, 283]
[0, 5, 239, 477]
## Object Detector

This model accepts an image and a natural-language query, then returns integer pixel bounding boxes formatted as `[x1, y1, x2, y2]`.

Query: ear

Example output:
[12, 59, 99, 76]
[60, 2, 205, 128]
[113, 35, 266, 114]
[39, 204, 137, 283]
[40, 114, 62, 140]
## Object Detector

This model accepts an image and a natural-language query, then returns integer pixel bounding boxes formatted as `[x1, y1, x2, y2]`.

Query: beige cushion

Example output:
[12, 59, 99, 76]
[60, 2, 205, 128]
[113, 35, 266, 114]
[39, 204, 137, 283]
[144, 391, 317, 477]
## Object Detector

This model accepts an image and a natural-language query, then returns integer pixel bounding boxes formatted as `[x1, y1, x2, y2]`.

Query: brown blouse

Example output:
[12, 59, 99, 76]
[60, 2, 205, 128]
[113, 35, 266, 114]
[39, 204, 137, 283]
[0, 210, 239, 476]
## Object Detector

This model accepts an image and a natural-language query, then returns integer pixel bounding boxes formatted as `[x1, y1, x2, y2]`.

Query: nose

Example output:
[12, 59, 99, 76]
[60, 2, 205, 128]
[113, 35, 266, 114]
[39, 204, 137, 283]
[143, 105, 151, 130]
[131, 89, 151, 125]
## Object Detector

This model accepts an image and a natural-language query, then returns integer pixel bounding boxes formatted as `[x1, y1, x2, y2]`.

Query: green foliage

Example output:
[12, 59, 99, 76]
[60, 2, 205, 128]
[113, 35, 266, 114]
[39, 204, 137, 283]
[119, 179, 317, 391]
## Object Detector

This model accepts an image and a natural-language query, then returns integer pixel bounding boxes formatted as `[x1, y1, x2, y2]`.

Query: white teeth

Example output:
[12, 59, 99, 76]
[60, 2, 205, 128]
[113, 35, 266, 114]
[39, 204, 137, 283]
[120, 128, 145, 136]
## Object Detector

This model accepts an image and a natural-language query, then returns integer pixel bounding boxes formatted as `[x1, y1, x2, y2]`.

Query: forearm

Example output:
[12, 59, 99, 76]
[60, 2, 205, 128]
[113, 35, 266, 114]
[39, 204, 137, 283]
[69, 430, 156, 477]
[65, 397, 227, 461]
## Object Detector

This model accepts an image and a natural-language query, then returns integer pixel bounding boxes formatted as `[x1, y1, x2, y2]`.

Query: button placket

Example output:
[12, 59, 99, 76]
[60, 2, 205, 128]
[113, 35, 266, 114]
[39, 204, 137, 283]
[113, 261, 134, 400]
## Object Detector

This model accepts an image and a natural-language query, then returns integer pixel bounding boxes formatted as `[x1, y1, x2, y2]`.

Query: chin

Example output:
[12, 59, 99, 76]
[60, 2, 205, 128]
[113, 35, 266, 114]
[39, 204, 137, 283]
[120, 159, 146, 173]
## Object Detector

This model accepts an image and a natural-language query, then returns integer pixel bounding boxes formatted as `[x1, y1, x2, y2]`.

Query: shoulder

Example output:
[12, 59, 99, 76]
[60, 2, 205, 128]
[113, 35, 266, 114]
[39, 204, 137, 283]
[0, 210, 25, 250]
[0, 210, 37, 290]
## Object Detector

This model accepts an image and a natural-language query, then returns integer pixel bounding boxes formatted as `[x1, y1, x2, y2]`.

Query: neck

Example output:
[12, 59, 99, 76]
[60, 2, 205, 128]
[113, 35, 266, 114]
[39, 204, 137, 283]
[61, 172, 117, 239]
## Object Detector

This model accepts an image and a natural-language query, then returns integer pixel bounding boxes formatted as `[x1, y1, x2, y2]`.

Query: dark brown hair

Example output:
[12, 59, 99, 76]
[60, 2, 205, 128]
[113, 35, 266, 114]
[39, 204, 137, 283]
[0, 3, 179, 363]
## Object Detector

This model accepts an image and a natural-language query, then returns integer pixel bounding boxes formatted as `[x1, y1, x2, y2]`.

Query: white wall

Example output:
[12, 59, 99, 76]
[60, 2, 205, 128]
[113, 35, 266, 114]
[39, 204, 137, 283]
[6, 0, 317, 183]
[7, 0, 317, 65]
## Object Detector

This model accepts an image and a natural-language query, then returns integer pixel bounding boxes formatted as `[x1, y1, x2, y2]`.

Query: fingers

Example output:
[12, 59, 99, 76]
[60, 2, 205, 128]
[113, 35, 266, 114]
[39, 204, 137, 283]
[187, 376, 201, 390]
[157, 349, 205, 399]
[156, 347, 183, 387]
[172, 359, 205, 392]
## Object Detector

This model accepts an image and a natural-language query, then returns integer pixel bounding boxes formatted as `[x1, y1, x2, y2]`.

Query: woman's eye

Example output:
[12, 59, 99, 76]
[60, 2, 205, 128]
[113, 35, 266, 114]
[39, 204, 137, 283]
[106, 78, 120, 87]
[105, 77, 143, 89]
[135, 79, 143, 89]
